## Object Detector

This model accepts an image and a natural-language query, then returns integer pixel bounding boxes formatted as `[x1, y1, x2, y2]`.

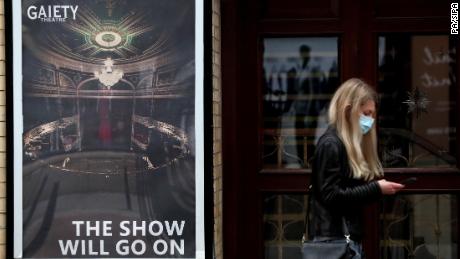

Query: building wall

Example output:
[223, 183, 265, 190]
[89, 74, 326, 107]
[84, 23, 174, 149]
[0, 0, 6, 258]
[212, 0, 223, 258]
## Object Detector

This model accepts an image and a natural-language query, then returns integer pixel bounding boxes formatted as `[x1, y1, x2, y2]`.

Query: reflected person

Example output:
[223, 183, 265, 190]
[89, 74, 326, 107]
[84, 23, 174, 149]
[288, 45, 327, 166]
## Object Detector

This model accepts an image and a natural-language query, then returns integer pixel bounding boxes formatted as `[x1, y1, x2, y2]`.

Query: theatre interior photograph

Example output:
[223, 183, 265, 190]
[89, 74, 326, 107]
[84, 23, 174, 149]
[2, 0, 460, 259]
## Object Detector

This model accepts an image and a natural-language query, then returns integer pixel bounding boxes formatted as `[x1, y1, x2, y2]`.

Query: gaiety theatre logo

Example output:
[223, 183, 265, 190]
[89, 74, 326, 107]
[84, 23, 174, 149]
[27, 5, 78, 22]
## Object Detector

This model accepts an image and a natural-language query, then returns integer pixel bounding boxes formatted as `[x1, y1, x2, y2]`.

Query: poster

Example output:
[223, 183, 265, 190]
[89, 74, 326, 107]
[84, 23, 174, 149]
[13, 0, 205, 258]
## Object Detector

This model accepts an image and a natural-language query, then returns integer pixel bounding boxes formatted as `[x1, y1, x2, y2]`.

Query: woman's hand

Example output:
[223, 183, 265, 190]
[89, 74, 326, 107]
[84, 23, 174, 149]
[377, 179, 404, 195]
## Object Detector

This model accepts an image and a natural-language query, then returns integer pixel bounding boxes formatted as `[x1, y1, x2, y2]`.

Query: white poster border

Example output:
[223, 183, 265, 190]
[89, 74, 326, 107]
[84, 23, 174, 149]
[12, 1, 206, 258]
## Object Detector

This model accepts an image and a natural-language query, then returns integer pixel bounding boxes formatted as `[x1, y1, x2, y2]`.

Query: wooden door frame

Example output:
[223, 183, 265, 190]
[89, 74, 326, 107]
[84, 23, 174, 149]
[221, 1, 460, 258]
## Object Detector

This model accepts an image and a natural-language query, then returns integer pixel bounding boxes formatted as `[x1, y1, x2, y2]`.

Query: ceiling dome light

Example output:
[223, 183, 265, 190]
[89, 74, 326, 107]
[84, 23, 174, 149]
[94, 31, 123, 48]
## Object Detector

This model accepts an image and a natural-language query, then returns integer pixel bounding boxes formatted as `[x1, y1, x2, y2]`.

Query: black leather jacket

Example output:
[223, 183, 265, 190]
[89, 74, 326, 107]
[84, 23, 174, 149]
[308, 125, 382, 242]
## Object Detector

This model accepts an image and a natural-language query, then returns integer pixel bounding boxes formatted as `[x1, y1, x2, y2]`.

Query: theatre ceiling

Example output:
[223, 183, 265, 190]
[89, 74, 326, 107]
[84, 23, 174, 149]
[22, 0, 195, 97]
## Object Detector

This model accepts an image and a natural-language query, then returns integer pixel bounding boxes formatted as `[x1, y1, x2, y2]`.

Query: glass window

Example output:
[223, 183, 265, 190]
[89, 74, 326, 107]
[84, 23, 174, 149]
[380, 194, 458, 259]
[262, 37, 339, 169]
[263, 194, 307, 259]
[378, 35, 457, 168]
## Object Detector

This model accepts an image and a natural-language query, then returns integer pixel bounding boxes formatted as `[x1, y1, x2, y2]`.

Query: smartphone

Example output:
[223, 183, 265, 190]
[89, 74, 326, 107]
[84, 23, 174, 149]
[399, 177, 417, 185]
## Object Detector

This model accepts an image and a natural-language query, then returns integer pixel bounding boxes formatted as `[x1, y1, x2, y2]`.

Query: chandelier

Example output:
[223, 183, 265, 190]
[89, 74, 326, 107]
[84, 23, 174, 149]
[94, 58, 123, 89]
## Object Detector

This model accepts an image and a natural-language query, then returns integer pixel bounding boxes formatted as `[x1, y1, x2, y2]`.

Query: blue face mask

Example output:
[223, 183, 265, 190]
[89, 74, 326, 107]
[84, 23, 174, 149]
[359, 114, 374, 134]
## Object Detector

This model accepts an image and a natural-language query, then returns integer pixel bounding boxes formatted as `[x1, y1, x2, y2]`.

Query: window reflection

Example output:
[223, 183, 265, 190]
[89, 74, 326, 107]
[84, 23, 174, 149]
[263, 38, 339, 169]
[380, 194, 458, 259]
[263, 194, 307, 259]
[378, 35, 457, 168]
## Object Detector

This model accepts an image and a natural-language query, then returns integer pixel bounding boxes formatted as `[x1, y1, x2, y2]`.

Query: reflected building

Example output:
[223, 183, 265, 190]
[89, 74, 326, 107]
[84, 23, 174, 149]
[262, 38, 339, 169]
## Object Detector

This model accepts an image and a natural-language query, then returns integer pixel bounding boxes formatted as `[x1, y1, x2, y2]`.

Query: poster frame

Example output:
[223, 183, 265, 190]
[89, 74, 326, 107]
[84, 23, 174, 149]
[4, 0, 214, 258]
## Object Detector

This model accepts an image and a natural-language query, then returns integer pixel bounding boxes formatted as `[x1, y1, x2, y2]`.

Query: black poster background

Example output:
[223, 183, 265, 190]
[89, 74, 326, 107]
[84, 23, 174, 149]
[20, 1, 197, 257]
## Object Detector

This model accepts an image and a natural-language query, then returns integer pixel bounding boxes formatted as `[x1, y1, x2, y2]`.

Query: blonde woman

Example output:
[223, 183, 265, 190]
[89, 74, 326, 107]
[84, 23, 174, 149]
[307, 78, 404, 258]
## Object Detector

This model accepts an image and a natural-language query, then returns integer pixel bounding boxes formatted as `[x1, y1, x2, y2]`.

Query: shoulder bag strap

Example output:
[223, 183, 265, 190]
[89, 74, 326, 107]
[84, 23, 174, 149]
[302, 185, 313, 242]
[341, 217, 351, 243]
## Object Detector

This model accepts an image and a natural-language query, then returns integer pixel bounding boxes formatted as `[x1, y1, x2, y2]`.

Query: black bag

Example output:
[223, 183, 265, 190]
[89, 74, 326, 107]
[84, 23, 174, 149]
[301, 222, 354, 259]
[302, 242, 353, 259]
[302, 190, 355, 259]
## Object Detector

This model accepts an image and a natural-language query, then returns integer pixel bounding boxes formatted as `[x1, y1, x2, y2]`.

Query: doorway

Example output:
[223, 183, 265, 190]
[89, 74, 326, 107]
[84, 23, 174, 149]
[221, 1, 460, 258]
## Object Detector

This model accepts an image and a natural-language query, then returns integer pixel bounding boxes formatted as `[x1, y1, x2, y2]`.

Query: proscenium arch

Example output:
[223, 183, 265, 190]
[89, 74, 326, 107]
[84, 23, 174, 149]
[76, 78, 136, 151]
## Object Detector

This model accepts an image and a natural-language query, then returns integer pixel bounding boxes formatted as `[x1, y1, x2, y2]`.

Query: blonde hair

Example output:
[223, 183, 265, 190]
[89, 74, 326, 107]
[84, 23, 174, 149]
[328, 78, 383, 181]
